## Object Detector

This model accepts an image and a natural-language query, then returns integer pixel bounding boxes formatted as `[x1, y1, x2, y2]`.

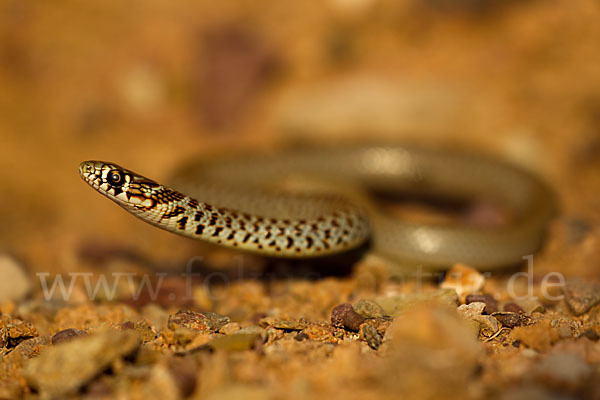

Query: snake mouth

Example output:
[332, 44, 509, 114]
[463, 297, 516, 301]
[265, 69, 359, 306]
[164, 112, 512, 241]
[79, 160, 119, 199]
[79, 161, 103, 189]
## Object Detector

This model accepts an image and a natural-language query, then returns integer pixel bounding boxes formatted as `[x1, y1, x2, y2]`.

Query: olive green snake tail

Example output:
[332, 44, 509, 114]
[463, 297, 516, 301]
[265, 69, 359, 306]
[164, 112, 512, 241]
[79, 145, 555, 270]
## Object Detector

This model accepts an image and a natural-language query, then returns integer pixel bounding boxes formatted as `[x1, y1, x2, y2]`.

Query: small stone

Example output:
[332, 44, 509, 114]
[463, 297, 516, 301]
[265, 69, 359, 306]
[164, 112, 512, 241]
[219, 322, 241, 335]
[465, 294, 498, 314]
[24, 328, 140, 398]
[503, 302, 525, 314]
[457, 303, 499, 335]
[331, 303, 365, 331]
[440, 264, 485, 301]
[472, 315, 500, 335]
[167, 310, 230, 332]
[294, 331, 309, 341]
[208, 332, 262, 351]
[492, 312, 531, 328]
[0, 316, 37, 348]
[359, 323, 382, 350]
[134, 319, 158, 343]
[272, 320, 307, 331]
[0, 255, 31, 304]
[353, 299, 385, 319]
[457, 302, 486, 319]
[51, 329, 87, 345]
[562, 281, 600, 316]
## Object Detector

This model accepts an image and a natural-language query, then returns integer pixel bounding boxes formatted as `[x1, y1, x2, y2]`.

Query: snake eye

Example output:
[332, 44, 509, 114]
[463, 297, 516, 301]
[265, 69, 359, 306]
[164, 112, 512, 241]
[107, 170, 125, 187]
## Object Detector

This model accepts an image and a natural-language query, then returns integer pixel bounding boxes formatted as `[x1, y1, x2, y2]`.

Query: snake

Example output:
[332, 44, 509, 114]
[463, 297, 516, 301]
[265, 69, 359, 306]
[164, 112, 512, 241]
[79, 145, 556, 271]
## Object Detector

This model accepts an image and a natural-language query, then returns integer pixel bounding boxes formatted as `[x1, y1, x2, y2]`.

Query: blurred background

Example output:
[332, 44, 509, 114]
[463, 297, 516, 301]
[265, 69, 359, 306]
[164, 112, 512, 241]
[1, 0, 599, 275]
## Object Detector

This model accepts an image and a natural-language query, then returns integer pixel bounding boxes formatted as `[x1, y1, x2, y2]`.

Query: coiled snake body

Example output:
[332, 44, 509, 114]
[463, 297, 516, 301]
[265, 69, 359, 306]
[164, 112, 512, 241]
[80, 145, 555, 270]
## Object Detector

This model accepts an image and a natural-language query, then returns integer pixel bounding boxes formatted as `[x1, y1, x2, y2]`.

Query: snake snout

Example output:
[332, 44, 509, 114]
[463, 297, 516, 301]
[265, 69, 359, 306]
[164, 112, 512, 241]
[79, 161, 92, 179]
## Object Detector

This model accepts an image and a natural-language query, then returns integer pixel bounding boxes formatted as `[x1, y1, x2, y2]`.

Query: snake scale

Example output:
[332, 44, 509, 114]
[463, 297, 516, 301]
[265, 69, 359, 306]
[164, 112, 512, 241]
[80, 145, 555, 270]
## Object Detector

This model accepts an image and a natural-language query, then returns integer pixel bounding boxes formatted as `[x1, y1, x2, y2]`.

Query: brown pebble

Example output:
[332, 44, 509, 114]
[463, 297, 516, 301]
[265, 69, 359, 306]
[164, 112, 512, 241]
[295, 331, 309, 341]
[0, 317, 38, 348]
[492, 312, 531, 328]
[51, 329, 87, 345]
[465, 294, 498, 314]
[168, 310, 230, 332]
[272, 320, 307, 331]
[562, 281, 600, 316]
[331, 303, 365, 332]
[360, 323, 382, 350]
[512, 340, 520, 348]
[503, 302, 524, 314]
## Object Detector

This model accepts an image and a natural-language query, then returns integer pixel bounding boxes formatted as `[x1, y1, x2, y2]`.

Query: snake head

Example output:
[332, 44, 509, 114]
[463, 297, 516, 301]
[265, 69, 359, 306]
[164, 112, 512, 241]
[79, 161, 164, 209]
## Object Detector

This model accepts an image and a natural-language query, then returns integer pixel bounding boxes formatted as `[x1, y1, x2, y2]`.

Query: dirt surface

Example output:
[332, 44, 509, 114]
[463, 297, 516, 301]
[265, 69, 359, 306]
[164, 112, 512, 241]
[1, 1, 600, 399]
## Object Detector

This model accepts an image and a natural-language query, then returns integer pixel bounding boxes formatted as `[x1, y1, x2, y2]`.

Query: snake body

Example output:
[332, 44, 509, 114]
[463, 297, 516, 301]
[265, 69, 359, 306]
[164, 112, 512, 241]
[79, 145, 555, 270]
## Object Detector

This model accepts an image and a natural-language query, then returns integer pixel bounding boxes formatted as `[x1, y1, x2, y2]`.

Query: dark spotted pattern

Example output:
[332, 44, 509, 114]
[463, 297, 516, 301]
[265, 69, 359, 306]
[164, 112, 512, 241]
[78, 160, 370, 258]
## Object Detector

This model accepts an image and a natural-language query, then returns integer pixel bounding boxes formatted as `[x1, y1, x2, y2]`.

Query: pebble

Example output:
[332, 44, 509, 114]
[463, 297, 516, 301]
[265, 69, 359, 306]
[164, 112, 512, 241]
[457, 303, 499, 335]
[134, 319, 158, 343]
[25, 328, 140, 398]
[331, 303, 365, 332]
[465, 294, 498, 314]
[457, 302, 486, 319]
[272, 320, 307, 331]
[472, 315, 500, 335]
[219, 322, 242, 335]
[359, 323, 382, 350]
[0, 316, 37, 348]
[168, 310, 230, 332]
[492, 312, 532, 328]
[440, 264, 485, 301]
[562, 281, 600, 316]
[353, 299, 385, 319]
[0, 255, 31, 304]
[51, 328, 87, 345]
